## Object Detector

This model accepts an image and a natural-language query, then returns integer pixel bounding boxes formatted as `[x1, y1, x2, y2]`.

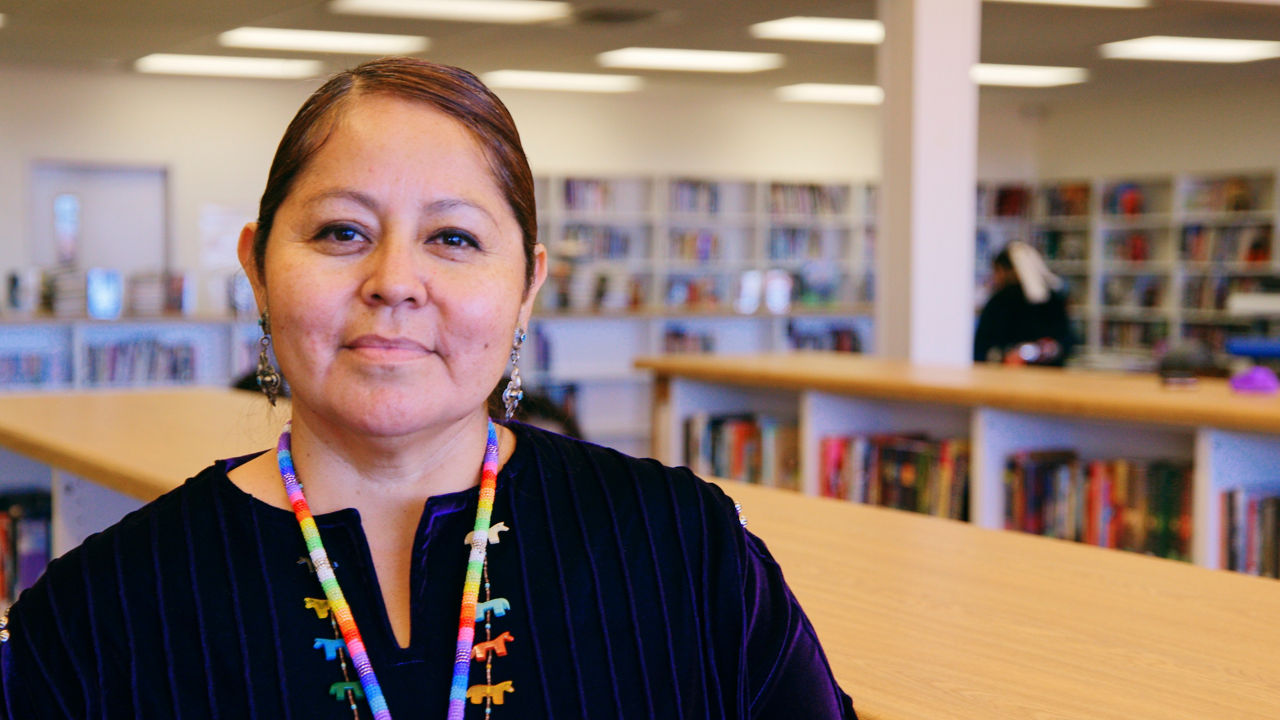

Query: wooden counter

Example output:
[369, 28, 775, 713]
[0, 390, 1277, 718]
[0, 389, 284, 501]
[720, 478, 1280, 720]
[636, 351, 1280, 433]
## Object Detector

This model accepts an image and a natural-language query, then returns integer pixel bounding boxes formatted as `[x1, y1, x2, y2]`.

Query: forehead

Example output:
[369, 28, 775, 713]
[297, 92, 505, 200]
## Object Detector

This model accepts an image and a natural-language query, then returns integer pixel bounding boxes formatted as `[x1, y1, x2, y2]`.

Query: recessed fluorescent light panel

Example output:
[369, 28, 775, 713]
[0, 14, 6, 28]
[971, 63, 1089, 87]
[985, 0, 1150, 7]
[749, 17, 884, 44]
[329, 0, 571, 23]
[1100, 36, 1280, 63]
[776, 83, 883, 104]
[135, 54, 324, 79]
[597, 47, 784, 73]
[483, 70, 642, 93]
[219, 27, 429, 54]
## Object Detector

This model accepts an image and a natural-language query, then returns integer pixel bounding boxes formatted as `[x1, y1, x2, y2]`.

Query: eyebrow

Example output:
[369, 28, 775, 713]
[306, 189, 498, 226]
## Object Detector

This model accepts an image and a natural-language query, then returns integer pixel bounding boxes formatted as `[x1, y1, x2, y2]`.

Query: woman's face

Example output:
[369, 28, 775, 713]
[240, 92, 546, 439]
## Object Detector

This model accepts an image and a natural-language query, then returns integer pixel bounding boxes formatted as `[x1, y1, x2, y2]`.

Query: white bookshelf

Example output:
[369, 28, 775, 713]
[531, 174, 875, 455]
[641, 352, 1280, 573]
[977, 170, 1280, 369]
[0, 316, 258, 392]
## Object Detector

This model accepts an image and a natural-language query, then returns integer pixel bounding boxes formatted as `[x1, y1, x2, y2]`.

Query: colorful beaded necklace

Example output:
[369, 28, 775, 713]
[277, 418, 502, 719]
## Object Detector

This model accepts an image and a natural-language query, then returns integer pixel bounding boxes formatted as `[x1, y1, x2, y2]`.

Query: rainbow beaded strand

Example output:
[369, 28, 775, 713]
[278, 419, 501, 720]
[448, 420, 501, 720]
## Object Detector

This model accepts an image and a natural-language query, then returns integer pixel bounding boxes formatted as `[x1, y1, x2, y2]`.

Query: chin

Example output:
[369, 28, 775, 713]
[299, 381, 464, 438]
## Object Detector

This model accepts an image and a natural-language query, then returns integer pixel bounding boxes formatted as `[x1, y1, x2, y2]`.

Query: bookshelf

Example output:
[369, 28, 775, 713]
[530, 175, 875, 456]
[638, 351, 1280, 574]
[978, 170, 1280, 369]
[0, 316, 258, 392]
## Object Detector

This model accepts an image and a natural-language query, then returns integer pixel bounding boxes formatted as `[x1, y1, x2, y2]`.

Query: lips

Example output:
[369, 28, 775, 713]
[344, 334, 431, 360]
[346, 335, 428, 351]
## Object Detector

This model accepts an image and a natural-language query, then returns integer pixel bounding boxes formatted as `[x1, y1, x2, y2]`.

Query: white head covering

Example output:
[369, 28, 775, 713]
[1006, 240, 1063, 304]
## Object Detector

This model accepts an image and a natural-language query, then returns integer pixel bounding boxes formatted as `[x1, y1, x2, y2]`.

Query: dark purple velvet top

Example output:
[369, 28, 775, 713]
[0, 422, 856, 718]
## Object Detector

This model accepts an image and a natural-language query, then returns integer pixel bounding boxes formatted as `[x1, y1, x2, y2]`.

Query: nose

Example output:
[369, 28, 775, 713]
[361, 234, 427, 308]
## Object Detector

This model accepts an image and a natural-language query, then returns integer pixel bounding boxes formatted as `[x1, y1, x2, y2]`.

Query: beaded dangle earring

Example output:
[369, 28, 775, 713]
[501, 327, 526, 420]
[256, 309, 282, 406]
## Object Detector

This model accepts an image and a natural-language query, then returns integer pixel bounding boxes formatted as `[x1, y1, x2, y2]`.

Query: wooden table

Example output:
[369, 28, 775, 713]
[720, 479, 1280, 720]
[0, 389, 285, 552]
[636, 351, 1280, 433]
[2, 390, 1279, 718]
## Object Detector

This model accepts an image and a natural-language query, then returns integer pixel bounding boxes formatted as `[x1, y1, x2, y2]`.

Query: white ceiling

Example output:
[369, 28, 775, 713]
[1, 0, 1279, 100]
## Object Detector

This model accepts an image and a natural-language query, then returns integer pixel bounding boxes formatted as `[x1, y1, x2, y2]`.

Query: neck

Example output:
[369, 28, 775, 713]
[283, 404, 496, 516]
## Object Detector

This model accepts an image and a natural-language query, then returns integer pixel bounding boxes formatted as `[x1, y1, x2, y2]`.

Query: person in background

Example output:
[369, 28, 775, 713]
[974, 241, 1075, 366]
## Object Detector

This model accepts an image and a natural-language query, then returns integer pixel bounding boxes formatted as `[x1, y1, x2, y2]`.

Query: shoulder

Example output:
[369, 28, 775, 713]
[0, 460, 237, 712]
[6, 460, 231, 638]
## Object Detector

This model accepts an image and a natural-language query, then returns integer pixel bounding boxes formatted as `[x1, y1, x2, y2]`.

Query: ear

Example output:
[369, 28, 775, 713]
[237, 222, 267, 313]
[517, 242, 548, 330]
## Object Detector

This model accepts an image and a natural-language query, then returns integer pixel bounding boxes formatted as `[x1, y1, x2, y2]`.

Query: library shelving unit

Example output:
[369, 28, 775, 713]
[529, 175, 875, 456]
[0, 315, 258, 392]
[637, 351, 1280, 572]
[979, 170, 1280, 369]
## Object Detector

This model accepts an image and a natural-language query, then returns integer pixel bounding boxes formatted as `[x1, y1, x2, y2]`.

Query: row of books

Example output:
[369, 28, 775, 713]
[668, 230, 725, 262]
[1035, 229, 1089, 261]
[819, 434, 970, 520]
[1041, 183, 1091, 217]
[84, 339, 197, 385]
[767, 183, 849, 217]
[683, 413, 799, 490]
[1180, 224, 1272, 264]
[1182, 323, 1247, 353]
[1005, 452, 1192, 560]
[766, 227, 843, 262]
[1102, 275, 1166, 309]
[0, 354, 59, 386]
[43, 269, 194, 320]
[1183, 176, 1263, 213]
[785, 320, 861, 353]
[662, 325, 714, 353]
[665, 275, 723, 309]
[1184, 275, 1263, 312]
[1220, 488, 1280, 577]
[560, 178, 645, 212]
[1101, 320, 1168, 349]
[1103, 183, 1156, 216]
[0, 492, 52, 610]
[557, 225, 646, 261]
[670, 180, 736, 215]
[978, 184, 1032, 218]
[1104, 230, 1161, 262]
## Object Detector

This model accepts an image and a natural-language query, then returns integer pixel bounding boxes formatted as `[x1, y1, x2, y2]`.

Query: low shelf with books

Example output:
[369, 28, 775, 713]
[1001, 448, 1193, 562]
[639, 352, 1280, 572]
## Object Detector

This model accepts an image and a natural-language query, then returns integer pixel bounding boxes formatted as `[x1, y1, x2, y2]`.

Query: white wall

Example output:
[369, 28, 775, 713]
[1038, 79, 1280, 178]
[0, 64, 1043, 312]
[0, 65, 314, 311]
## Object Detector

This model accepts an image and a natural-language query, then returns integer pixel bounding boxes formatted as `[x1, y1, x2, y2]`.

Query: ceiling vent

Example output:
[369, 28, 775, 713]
[572, 6, 664, 25]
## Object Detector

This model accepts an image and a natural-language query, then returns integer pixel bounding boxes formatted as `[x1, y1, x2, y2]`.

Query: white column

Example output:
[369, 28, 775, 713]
[875, 0, 981, 366]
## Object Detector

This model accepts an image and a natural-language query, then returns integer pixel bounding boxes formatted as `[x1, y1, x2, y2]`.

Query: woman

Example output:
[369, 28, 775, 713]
[974, 241, 1075, 366]
[0, 58, 856, 718]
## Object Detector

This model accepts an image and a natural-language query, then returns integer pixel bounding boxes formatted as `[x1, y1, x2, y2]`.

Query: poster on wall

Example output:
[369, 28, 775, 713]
[52, 193, 80, 266]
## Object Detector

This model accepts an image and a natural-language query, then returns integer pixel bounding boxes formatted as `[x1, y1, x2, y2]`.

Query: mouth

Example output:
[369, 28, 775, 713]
[343, 334, 431, 361]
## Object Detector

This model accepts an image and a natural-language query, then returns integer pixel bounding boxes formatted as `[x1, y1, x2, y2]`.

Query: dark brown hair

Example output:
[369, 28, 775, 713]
[252, 57, 537, 287]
